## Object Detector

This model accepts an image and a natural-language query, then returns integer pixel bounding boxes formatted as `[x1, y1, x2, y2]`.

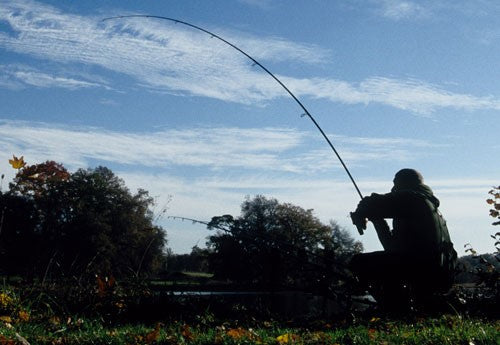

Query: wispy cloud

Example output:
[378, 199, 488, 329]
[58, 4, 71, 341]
[0, 64, 108, 90]
[0, 120, 433, 174]
[375, 0, 429, 20]
[283, 76, 500, 115]
[237, 0, 274, 10]
[2, 0, 500, 114]
[372, 0, 500, 22]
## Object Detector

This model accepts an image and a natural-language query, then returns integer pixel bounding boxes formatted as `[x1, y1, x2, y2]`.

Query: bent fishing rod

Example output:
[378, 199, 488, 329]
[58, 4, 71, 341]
[102, 15, 363, 200]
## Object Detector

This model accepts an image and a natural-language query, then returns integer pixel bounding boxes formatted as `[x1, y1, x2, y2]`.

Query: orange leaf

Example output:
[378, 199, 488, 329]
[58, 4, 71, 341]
[17, 310, 30, 322]
[181, 324, 195, 341]
[144, 323, 162, 344]
[226, 327, 249, 340]
[8, 155, 26, 169]
[96, 275, 115, 297]
[0, 335, 16, 345]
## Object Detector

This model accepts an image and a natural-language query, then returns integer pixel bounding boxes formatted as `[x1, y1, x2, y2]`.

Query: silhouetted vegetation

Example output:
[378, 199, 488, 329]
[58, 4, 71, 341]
[165, 246, 211, 273]
[206, 195, 363, 293]
[0, 160, 166, 280]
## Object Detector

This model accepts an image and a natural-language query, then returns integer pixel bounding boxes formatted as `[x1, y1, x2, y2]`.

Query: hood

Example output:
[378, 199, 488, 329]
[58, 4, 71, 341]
[392, 183, 440, 207]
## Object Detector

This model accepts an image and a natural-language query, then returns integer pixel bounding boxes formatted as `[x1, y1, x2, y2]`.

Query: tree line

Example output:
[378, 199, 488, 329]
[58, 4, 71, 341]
[1, 157, 362, 291]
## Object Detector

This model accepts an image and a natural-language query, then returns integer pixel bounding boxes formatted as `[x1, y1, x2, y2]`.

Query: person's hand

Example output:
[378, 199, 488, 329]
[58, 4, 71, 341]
[350, 211, 367, 235]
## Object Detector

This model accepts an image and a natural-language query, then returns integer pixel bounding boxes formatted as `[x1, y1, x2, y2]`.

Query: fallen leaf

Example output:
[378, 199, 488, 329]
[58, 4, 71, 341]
[17, 310, 30, 322]
[226, 328, 248, 339]
[181, 324, 195, 341]
[144, 323, 162, 343]
[0, 335, 16, 345]
[0, 316, 12, 323]
[276, 333, 300, 344]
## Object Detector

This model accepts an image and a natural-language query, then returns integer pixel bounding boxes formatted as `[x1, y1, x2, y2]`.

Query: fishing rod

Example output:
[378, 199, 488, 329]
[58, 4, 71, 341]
[102, 15, 364, 200]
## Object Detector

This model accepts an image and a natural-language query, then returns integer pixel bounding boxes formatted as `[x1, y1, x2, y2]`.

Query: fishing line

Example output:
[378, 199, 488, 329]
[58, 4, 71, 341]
[102, 15, 363, 200]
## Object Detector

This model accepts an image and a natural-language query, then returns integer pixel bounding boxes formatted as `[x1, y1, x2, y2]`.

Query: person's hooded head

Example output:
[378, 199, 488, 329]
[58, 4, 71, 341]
[391, 168, 439, 206]
[393, 168, 423, 190]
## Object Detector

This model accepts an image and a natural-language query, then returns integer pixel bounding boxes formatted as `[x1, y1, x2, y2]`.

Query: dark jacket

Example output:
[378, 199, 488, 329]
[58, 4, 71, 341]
[354, 183, 456, 271]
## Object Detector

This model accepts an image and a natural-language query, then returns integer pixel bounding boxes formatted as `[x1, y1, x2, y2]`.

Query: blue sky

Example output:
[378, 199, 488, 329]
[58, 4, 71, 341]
[0, 0, 498, 254]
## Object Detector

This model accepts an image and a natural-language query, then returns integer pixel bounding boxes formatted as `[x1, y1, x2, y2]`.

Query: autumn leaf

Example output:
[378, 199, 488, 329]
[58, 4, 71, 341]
[0, 315, 12, 323]
[8, 155, 26, 169]
[49, 316, 61, 325]
[276, 333, 300, 344]
[225, 327, 260, 341]
[0, 335, 16, 345]
[144, 323, 162, 344]
[310, 331, 327, 342]
[17, 310, 30, 322]
[368, 328, 377, 340]
[181, 324, 195, 341]
[226, 328, 248, 339]
[96, 275, 116, 298]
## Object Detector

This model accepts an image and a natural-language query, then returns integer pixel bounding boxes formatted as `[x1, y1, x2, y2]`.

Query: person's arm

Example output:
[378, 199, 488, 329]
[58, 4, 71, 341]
[371, 218, 394, 251]
[352, 193, 399, 249]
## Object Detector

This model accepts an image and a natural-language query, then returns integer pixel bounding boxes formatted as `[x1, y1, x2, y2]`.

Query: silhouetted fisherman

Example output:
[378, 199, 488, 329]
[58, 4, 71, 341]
[350, 169, 457, 311]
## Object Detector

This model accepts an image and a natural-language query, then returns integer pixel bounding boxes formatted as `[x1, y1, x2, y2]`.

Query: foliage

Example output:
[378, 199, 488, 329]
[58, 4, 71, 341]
[486, 185, 500, 227]
[0, 281, 498, 345]
[166, 246, 211, 273]
[206, 195, 362, 291]
[451, 186, 500, 312]
[486, 186, 500, 258]
[0, 310, 498, 345]
[0, 159, 167, 279]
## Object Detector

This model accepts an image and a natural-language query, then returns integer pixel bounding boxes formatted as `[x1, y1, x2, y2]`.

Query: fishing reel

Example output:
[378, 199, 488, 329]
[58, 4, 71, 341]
[350, 211, 367, 235]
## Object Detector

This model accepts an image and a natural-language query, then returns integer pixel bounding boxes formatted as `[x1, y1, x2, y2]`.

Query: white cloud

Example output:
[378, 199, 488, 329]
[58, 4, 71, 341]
[0, 64, 108, 90]
[283, 76, 500, 115]
[2, 1, 500, 114]
[238, 0, 274, 10]
[377, 0, 429, 20]
[0, 120, 437, 175]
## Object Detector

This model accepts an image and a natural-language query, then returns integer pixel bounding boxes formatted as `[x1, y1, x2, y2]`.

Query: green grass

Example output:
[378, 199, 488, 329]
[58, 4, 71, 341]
[0, 279, 498, 344]
[1, 315, 498, 345]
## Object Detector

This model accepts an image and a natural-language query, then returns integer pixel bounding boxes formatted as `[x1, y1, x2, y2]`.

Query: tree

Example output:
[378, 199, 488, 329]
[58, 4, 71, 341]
[0, 160, 166, 279]
[165, 246, 211, 273]
[206, 195, 362, 291]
